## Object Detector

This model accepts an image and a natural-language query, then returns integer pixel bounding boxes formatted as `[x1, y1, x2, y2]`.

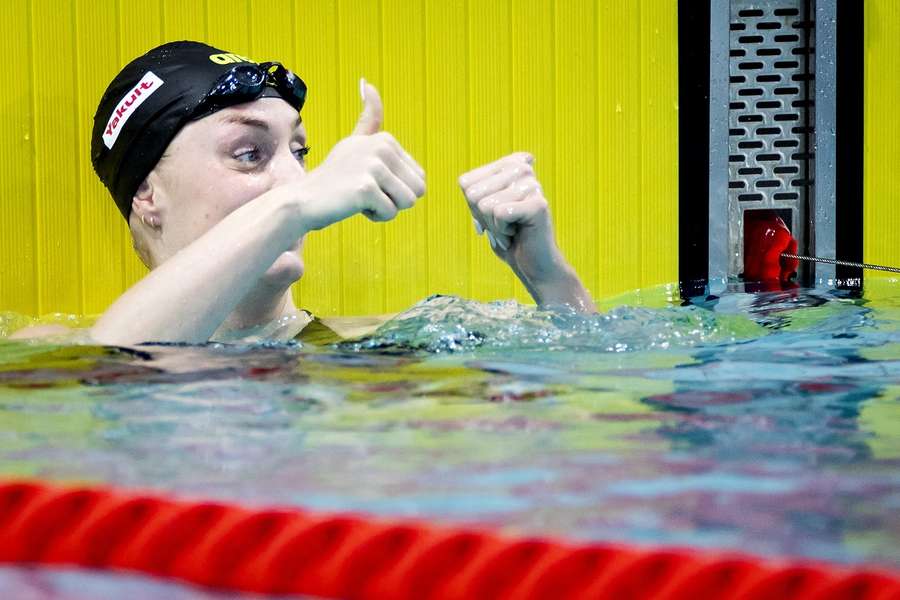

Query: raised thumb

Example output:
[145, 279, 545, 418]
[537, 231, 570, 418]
[352, 78, 384, 135]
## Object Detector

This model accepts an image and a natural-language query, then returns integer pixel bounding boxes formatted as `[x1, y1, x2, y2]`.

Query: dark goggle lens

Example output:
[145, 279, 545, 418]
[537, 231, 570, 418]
[231, 65, 267, 87]
[199, 62, 307, 114]
[206, 67, 265, 103]
[264, 63, 307, 111]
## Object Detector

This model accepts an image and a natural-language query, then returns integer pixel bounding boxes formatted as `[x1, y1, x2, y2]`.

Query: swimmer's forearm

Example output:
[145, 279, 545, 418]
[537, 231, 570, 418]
[91, 190, 309, 345]
[516, 262, 597, 314]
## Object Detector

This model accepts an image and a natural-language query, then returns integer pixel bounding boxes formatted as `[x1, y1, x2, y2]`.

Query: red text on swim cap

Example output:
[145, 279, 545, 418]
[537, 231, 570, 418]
[103, 71, 164, 150]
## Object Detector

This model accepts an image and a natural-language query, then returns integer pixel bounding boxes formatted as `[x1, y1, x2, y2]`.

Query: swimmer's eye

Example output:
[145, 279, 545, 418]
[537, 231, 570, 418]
[233, 146, 263, 164]
[293, 145, 310, 163]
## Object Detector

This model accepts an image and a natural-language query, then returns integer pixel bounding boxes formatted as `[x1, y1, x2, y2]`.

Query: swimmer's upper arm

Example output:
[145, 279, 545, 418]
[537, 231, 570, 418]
[7, 324, 73, 340]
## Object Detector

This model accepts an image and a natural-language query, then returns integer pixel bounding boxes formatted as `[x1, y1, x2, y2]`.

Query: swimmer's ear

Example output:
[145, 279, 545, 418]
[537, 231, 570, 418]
[131, 179, 162, 229]
[134, 179, 152, 199]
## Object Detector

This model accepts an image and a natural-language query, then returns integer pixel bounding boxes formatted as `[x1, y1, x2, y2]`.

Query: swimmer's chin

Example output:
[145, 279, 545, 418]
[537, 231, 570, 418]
[263, 250, 304, 287]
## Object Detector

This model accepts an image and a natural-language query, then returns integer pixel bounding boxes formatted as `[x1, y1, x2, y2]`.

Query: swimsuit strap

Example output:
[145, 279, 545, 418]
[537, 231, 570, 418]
[295, 315, 343, 345]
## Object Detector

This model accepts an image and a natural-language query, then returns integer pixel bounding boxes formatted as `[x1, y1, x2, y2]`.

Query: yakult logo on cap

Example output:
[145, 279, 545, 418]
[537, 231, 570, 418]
[103, 71, 164, 149]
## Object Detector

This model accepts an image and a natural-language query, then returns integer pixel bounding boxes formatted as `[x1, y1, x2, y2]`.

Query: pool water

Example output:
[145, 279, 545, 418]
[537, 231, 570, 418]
[0, 283, 898, 595]
[0, 565, 304, 599]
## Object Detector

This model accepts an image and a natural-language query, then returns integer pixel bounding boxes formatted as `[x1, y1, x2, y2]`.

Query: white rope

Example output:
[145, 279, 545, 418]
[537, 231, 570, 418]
[781, 253, 900, 274]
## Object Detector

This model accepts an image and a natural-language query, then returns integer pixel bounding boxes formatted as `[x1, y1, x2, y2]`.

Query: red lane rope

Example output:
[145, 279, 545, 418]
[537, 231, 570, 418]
[0, 480, 897, 599]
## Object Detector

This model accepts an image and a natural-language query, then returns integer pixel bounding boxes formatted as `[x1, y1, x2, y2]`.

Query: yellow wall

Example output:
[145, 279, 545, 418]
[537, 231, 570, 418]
[865, 0, 900, 279]
[0, 0, 679, 317]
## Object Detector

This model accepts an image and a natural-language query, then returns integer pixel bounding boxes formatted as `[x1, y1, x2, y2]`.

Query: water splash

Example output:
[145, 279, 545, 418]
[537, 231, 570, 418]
[342, 295, 766, 354]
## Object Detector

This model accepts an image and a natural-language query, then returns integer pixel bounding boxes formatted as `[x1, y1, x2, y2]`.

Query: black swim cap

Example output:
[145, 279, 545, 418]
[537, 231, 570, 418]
[91, 41, 301, 221]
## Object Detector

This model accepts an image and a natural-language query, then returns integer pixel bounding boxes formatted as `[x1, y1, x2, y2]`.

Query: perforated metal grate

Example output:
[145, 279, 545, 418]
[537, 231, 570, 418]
[727, 0, 814, 275]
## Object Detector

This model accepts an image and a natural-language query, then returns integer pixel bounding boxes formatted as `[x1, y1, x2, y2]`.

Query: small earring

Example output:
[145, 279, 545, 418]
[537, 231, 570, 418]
[141, 214, 149, 227]
[141, 214, 160, 229]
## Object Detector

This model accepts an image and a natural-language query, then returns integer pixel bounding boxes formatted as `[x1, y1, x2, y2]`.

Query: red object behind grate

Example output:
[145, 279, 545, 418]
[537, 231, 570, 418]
[0, 480, 897, 599]
[744, 210, 800, 290]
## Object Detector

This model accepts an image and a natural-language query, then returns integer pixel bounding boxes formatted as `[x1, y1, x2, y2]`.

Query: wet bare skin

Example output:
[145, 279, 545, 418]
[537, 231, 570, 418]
[12, 81, 593, 345]
[90, 84, 424, 345]
[145, 100, 309, 290]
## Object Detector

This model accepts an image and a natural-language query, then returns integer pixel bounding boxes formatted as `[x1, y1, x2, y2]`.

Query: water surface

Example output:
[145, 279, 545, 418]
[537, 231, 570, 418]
[1, 284, 898, 586]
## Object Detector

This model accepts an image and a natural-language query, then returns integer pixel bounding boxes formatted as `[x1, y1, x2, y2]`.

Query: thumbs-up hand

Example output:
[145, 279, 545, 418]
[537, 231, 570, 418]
[291, 78, 425, 233]
[352, 78, 384, 135]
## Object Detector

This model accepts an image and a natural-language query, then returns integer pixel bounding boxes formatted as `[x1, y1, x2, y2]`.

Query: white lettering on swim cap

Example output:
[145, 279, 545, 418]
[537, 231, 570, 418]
[102, 71, 164, 150]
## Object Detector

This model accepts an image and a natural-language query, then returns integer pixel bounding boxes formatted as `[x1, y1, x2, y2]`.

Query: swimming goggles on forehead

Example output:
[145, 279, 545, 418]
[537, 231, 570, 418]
[194, 61, 307, 118]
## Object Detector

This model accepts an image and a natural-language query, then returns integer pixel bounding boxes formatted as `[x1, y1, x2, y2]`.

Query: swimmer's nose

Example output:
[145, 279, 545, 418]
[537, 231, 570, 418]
[271, 148, 306, 186]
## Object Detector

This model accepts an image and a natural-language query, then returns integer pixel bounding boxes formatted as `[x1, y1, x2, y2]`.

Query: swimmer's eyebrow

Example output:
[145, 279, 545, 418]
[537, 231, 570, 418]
[221, 115, 272, 131]
[221, 114, 305, 141]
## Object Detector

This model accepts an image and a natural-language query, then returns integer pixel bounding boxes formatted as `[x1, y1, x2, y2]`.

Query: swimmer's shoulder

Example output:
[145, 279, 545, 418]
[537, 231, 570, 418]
[7, 314, 397, 344]
[7, 324, 91, 343]
[8, 324, 72, 340]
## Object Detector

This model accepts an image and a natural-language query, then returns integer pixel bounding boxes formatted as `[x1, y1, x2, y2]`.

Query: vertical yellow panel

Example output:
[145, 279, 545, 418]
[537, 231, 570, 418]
[555, 0, 599, 297]
[510, 0, 556, 304]
[337, 0, 385, 315]
[76, 0, 126, 315]
[425, 0, 470, 300]
[597, 0, 642, 297]
[32, 0, 82, 314]
[865, 0, 900, 276]
[162, 0, 208, 41]
[640, 0, 678, 287]
[118, 0, 161, 291]
[294, 0, 343, 316]
[249, 0, 295, 60]
[0, 0, 37, 315]
[382, 0, 429, 310]
[206, 0, 250, 55]
[468, 0, 515, 301]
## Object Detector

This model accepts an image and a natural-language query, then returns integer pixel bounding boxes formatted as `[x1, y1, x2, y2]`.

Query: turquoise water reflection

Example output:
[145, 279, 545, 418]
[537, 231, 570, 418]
[0, 285, 898, 573]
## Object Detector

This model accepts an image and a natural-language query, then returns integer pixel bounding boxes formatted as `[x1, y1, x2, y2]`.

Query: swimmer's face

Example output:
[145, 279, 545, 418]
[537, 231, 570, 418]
[147, 97, 308, 284]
